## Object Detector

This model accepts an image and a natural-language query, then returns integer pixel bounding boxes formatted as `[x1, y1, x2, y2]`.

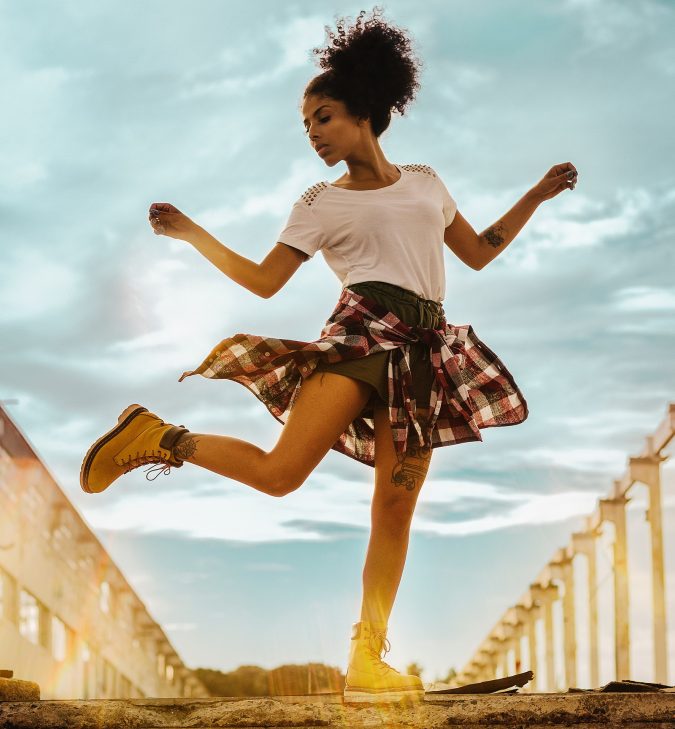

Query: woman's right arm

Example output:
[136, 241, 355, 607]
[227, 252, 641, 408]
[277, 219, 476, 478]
[187, 227, 305, 299]
[148, 202, 304, 298]
[186, 226, 268, 297]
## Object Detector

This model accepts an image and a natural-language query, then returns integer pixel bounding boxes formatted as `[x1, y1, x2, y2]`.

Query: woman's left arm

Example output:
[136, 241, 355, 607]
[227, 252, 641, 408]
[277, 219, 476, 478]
[445, 162, 578, 271]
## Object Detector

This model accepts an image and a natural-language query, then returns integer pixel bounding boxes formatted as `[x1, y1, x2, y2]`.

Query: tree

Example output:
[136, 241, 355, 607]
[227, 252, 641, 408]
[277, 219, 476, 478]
[405, 661, 424, 678]
[194, 662, 346, 696]
[435, 666, 457, 684]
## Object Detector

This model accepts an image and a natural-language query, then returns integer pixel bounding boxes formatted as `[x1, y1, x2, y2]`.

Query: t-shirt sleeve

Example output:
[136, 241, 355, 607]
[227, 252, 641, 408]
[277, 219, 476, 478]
[430, 167, 458, 227]
[276, 199, 328, 260]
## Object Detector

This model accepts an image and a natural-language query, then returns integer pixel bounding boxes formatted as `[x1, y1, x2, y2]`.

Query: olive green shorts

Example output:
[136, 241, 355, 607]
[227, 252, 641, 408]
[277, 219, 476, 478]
[314, 280, 445, 416]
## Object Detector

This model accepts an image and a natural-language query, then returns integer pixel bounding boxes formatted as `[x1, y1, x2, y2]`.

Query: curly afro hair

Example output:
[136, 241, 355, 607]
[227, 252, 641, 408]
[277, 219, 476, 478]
[303, 6, 423, 138]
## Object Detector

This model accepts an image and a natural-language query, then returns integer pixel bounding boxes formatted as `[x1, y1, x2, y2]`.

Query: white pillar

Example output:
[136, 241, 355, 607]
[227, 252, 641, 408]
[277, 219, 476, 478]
[522, 602, 540, 689]
[549, 552, 577, 688]
[600, 494, 631, 680]
[501, 621, 519, 675]
[530, 582, 560, 691]
[512, 605, 530, 677]
[630, 452, 668, 684]
[477, 647, 497, 680]
[572, 528, 601, 688]
[464, 665, 478, 684]
[493, 634, 509, 678]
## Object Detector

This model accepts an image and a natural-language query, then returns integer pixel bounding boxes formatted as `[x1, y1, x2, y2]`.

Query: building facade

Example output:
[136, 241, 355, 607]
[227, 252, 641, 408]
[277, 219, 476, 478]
[0, 404, 209, 699]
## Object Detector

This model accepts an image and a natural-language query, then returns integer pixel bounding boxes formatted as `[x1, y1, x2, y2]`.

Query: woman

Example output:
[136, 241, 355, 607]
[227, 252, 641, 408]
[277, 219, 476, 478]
[80, 7, 577, 703]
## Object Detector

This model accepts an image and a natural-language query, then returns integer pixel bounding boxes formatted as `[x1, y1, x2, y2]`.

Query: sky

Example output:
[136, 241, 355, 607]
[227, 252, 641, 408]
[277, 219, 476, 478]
[1, 0, 674, 687]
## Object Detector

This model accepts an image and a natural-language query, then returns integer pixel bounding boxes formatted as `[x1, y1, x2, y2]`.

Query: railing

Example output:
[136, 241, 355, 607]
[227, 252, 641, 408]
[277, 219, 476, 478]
[451, 402, 674, 691]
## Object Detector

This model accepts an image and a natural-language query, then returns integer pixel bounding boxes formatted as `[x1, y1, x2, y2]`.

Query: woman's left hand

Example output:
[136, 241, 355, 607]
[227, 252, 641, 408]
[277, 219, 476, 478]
[530, 162, 578, 202]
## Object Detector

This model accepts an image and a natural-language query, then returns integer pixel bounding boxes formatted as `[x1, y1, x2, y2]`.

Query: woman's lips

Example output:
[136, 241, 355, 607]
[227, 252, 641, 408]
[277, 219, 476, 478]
[317, 145, 330, 155]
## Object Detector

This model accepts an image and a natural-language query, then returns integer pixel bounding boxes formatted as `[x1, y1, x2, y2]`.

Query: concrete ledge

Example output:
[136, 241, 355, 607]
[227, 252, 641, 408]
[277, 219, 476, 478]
[0, 692, 674, 728]
[0, 677, 40, 702]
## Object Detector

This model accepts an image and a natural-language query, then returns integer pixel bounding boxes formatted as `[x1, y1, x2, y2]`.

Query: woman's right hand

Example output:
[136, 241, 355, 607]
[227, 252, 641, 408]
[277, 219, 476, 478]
[148, 202, 200, 242]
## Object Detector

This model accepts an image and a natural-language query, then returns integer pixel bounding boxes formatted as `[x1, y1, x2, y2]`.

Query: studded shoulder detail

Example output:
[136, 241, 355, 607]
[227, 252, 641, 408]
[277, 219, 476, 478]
[300, 180, 329, 207]
[400, 163, 437, 178]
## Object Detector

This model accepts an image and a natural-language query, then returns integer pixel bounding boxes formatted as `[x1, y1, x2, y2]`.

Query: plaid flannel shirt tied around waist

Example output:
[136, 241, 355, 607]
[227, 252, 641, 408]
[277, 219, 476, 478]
[178, 286, 529, 467]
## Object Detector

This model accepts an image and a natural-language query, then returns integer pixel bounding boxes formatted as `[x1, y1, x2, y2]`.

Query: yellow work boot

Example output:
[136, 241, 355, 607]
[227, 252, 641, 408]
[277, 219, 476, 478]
[343, 620, 425, 703]
[80, 404, 190, 494]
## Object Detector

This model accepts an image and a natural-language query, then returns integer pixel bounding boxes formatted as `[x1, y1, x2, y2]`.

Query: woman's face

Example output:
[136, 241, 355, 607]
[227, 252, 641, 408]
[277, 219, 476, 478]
[301, 94, 367, 167]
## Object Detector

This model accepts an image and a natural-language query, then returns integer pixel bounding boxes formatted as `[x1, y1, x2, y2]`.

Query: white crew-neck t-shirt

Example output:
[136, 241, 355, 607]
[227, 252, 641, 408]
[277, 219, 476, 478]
[276, 163, 457, 303]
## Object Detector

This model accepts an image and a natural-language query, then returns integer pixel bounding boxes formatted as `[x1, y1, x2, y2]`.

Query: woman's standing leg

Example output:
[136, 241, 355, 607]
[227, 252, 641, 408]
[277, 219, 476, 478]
[361, 406, 433, 627]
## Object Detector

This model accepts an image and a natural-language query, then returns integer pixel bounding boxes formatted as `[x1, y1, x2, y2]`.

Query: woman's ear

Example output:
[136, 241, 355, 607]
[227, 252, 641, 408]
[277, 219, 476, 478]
[357, 114, 372, 130]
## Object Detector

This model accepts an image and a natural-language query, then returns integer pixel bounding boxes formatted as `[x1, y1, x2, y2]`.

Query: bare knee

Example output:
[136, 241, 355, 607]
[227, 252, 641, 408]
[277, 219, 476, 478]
[273, 478, 304, 497]
[269, 467, 306, 497]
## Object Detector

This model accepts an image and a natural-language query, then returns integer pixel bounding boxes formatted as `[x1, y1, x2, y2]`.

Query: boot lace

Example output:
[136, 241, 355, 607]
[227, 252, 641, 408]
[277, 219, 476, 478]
[368, 629, 399, 676]
[144, 463, 172, 481]
[118, 451, 175, 481]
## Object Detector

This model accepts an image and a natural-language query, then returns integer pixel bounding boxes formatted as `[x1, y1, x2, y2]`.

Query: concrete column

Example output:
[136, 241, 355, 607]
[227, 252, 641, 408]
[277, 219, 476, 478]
[39, 601, 52, 654]
[512, 621, 524, 673]
[465, 662, 481, 684]
[472, 654, 484, 682]
[498, 650, 508, 678]
[522, 603, 540, 689]
[501, 621, 518, 675]
[530, 582, 560, 691]
[630, 452, 668, 684]
[572, 528, 601, 688]
[600, 493, 631, 680]
[0, 570, 18, 624]
[549, 552, 577, 689]
[513, 603, 538, 690]
[477, 648, 495, 681]
[492, 634, 509, 678]
[463, 666, 478, 684]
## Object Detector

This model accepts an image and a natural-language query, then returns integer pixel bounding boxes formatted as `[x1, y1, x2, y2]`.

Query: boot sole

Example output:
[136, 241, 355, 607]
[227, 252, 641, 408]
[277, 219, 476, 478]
[80, 406, 149, 493]
[343, 687, 425, 703]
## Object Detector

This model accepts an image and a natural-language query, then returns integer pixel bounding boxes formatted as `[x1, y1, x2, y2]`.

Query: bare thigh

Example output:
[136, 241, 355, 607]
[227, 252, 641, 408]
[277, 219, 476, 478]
[267, 370, 374, 494]
[372, 404, 433, 521]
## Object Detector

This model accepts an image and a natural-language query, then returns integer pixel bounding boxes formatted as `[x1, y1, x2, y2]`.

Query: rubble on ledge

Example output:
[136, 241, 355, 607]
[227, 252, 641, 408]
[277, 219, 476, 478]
[1, 691, 674, 728]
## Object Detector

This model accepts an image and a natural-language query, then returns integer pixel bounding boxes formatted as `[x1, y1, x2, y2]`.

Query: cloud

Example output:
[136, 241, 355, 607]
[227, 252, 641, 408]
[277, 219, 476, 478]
[516, 446, 629, 473]
[163, 622, 197, 631]
[0, 249, 81, 323]
[279, 520, 368, 540]
[646, 45, 675, 76]
[612, 286, 675, 312]
[414, 479, 602, 536]
[555, 0, 672, 57]
[196, 158, 319, 229]
[177, 15, 325, 100]
[244, 562, 294, 572]
[77, 469, 604, 544]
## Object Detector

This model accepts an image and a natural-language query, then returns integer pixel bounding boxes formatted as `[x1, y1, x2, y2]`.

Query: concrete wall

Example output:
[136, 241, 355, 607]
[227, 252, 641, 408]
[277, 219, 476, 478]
[0, 406, 209, 699]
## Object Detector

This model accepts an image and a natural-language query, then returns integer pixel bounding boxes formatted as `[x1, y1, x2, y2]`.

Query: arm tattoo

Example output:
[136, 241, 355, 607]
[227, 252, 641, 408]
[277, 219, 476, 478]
[481, 222, 506, 249]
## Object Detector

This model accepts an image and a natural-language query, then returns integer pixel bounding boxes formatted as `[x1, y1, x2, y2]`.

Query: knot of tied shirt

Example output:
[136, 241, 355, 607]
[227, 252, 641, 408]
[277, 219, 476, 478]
[391, 316, 478, 436]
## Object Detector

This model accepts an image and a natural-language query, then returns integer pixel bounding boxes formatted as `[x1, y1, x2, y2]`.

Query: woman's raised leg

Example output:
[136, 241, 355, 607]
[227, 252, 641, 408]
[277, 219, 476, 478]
[157, 370, 374, 497]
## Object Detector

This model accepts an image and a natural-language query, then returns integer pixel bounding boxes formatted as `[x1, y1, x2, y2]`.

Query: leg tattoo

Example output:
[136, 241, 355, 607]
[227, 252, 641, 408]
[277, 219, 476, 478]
[173, 433, 200, 462]
[391, 440, 431, 491]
